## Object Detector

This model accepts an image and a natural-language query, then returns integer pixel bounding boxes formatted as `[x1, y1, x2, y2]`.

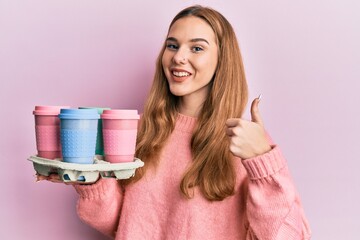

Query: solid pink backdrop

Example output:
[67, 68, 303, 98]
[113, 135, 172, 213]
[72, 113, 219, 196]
[1, 1, 359, 239]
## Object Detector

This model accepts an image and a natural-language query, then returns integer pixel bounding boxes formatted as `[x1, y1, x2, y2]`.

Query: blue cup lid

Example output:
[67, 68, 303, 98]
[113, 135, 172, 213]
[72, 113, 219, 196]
[58, 108, 100, 119]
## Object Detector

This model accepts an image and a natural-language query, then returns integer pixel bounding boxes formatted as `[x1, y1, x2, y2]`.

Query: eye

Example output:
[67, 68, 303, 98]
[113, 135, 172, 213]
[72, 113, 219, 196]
[191, 46, 204, 53]
[166, 44, 178, 50]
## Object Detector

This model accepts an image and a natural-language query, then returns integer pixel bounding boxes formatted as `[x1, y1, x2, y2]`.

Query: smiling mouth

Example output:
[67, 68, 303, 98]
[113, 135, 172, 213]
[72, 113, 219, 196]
[172, 71, 191, 77]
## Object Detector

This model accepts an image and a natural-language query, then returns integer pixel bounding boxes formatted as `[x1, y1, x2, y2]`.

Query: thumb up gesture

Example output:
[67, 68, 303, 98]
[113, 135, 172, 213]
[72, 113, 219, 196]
[225, 96, 271, 159]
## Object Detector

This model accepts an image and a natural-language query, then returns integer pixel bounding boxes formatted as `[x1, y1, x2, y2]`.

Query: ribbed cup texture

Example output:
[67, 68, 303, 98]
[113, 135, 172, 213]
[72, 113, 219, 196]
[103, 129, 137, 155]
[61, 129, 97, 158]
[35, 125, 61, 151]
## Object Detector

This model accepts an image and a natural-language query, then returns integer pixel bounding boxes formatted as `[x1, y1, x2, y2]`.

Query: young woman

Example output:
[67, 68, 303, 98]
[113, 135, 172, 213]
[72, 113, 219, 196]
[73, 5, 311, 239]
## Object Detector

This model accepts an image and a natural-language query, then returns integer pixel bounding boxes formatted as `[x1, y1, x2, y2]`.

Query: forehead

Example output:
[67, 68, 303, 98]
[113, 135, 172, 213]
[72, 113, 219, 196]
[168, 16, 216, 43]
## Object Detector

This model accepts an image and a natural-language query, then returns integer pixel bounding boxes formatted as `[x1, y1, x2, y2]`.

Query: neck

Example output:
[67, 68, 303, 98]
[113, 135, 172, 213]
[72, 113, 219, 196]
[178, 97, 204, 117]
[177, 86, 210, 117]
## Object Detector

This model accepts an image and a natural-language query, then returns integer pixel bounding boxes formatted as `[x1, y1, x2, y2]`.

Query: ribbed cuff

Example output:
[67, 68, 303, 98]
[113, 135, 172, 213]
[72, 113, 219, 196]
[242, 145, 286, 180]
[73, 178, 119, 199]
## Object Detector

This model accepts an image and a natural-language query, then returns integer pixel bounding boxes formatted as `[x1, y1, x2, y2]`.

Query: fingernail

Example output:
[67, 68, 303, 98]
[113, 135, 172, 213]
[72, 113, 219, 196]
[257, 94, 262, 101]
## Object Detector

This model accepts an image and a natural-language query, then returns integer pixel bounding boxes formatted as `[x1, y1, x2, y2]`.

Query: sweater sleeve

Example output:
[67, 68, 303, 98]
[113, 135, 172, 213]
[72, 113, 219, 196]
[73, 178, 124, 239]
[242, 145, 312, 240]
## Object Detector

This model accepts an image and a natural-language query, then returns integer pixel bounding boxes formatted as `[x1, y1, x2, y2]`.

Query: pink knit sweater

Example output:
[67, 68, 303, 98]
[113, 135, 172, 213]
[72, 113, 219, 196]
[74, 114, 311, 239]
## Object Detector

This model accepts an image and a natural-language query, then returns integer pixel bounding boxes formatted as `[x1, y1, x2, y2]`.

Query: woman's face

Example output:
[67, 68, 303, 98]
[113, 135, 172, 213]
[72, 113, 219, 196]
[162, 16, 218, 104]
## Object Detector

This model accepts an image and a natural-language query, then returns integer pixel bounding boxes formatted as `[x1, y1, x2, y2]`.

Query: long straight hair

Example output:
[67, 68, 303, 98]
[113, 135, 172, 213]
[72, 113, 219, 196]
[131, 5, 248, 201]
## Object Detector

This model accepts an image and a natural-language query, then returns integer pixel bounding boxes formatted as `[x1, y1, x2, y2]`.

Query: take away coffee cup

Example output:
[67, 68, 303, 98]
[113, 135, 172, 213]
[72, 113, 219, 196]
[101, 110, 140, 163]
[78, 107, 110, 156]
[33, 106, 70, 159]
[59, 109, 100, 164]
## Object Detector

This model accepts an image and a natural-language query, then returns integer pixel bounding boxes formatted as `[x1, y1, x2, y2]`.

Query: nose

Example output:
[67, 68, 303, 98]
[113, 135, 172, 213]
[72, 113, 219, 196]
[172, 48, 188, 65]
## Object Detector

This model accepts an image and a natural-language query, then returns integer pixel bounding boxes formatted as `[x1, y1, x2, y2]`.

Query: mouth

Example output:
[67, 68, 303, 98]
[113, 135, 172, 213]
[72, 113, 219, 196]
[172, 71, 191, 77]
[170, 69, 192, 82]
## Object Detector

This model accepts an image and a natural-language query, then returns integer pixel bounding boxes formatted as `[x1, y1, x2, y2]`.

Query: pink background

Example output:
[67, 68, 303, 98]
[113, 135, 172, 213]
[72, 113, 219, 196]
[1, 0, 359, 239]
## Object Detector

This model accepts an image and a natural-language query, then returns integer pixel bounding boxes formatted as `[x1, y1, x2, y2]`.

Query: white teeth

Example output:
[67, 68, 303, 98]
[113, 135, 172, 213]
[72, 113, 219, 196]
[173, 71, 190, 77]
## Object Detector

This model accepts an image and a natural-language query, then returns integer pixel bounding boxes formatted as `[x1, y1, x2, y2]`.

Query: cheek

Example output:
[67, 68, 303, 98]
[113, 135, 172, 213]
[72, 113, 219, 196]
[161, 56, 169, 76]
[161, 55, 166, 68]
[209, 53, 218, 72]
[198, 52, 217, 69]
[197, 58, 217, 76]
[162, 51, 172, 66]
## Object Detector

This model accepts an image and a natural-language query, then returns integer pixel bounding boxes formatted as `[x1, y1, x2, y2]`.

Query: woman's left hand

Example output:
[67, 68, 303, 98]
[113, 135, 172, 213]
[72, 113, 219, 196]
[225, 96, 272, 159]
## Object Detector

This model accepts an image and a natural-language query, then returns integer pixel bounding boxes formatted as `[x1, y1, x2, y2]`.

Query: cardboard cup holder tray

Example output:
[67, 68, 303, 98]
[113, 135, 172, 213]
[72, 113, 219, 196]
[28, 155, 144, 183]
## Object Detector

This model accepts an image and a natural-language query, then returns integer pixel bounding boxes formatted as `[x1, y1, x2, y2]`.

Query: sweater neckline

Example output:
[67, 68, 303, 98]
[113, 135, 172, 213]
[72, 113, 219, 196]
[175, 113, 197, 133]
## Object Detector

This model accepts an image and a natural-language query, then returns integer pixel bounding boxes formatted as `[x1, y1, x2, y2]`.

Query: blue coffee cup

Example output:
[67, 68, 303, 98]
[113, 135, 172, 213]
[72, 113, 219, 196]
[59, 109, 100, 164]
[78, 107, 110, 156]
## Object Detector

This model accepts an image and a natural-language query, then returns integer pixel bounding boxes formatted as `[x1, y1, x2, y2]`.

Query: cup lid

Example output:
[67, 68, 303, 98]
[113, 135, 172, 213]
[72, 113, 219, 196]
[78, 107, 111, 114]
[59, 109, 100, 119]
[33, 106, 71, 115]
[101, 109, 140, 119]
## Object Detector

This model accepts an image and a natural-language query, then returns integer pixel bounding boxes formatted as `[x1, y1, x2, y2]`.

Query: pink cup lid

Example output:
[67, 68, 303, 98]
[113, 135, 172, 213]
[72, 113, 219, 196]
[33, 106, 71, 115]
[101, 109, 140, 119]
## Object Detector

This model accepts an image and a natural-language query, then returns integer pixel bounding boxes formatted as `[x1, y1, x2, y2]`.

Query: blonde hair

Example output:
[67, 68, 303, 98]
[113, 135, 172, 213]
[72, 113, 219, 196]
[131, 5, 248, 201]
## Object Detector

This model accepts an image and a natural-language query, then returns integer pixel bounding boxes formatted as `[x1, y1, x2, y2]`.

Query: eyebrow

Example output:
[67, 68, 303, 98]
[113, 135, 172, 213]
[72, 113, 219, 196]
[166, 37, 210, 45]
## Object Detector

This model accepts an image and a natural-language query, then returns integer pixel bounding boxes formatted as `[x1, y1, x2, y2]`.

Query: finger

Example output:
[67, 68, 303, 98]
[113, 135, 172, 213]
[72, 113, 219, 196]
[226, 127, 240, 136]
[48, 173, 61, 181]
[225, 118, 241, 127]
[36, 174, 48, 182]
[226, 127, 234, 136]
[36, 173, 62, 183]
[250, 95, 264, 126]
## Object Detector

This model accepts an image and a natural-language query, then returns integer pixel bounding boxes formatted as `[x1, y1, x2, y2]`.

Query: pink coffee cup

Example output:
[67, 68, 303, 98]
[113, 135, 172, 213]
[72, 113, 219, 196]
[101, 109, 140, 163]
[33, 106, 70, 159]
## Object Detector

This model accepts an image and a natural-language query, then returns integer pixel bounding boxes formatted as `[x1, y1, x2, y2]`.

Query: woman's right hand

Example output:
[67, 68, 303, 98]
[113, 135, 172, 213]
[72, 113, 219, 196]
[36, 173, 95, 185]
[36, 173, 63, 183]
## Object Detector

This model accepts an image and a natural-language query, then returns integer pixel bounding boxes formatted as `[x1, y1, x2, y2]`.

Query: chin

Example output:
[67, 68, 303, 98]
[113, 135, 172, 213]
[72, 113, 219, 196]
[169, 91, 185, 97]
[168, 87, 186, 97]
